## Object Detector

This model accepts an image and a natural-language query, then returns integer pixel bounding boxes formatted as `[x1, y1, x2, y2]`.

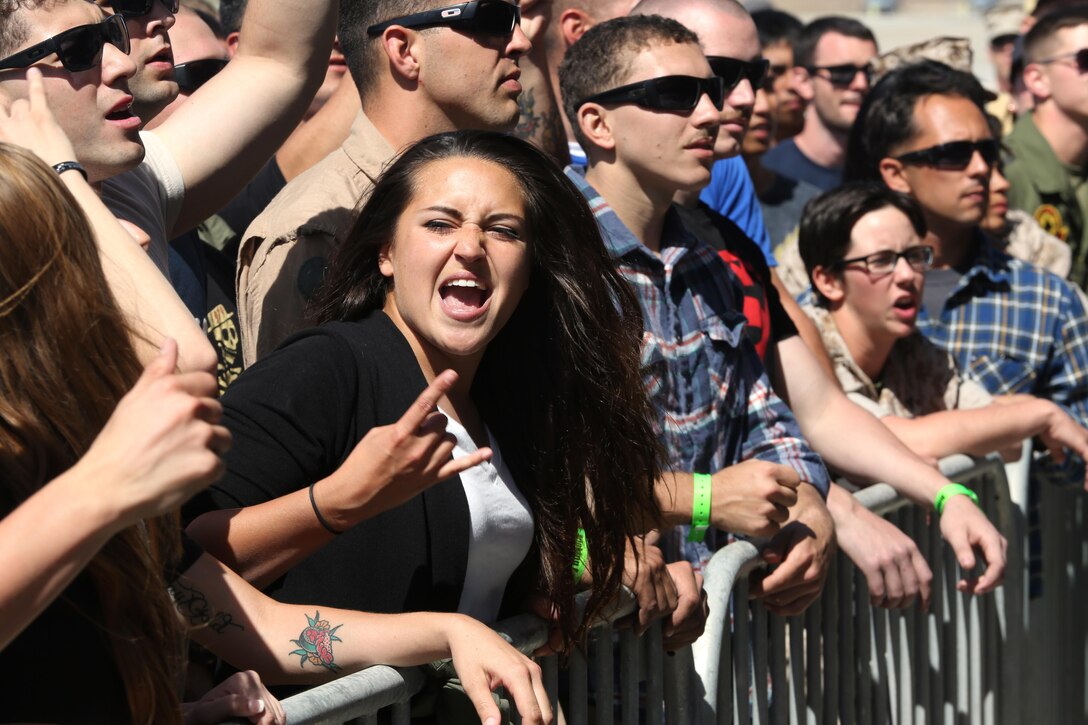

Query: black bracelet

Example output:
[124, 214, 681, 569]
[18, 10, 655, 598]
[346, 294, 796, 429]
[52, 161, 88, 181]
[308, 482, 342, 535]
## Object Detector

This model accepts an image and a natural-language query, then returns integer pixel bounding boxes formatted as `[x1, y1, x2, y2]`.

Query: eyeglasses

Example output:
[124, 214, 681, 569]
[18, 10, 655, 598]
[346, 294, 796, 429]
[1035, 47, 1088, 73]
[895, 139, 1000, 171]
[706, 56, 770, 91]
[577, 75, 726, 112]
[837, 245, 934, 276]
[174, 58, 228, 93]
[367, 0, 521, 38]
[0, 15, 129, 73]
[108, 0, 180, 19]
[807, 63, 873, 88]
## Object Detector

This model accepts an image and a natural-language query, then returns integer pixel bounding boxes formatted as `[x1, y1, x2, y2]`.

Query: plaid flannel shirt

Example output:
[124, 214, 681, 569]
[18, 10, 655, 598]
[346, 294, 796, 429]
[916, 241, 1088, 429]
[566, 168, 829, 566]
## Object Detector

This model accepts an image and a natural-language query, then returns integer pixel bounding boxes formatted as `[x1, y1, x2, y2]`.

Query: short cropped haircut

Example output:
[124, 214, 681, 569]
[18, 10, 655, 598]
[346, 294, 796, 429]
[843, 60, 991, 183]
[217, 0, 246, 34]
[799, 182, 927, 306]
[752, 9, 803, 50]
[794, 15, 876, 69]
[559, 14, 700, 150]
[1024, 3, 1088, 63]
[340, 0, 436, 100]
[0, 0, 42, 58]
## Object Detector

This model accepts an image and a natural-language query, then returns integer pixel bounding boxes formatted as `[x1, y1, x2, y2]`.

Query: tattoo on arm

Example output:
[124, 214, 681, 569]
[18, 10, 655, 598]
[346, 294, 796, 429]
[290, 611, 344, 672]
[169, 580, 245, 634]
[514, 88, 568, 165]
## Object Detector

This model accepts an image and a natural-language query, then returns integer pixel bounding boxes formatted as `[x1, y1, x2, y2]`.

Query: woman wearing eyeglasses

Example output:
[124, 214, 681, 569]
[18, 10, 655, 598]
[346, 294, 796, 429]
[799, 182, 1088, 475]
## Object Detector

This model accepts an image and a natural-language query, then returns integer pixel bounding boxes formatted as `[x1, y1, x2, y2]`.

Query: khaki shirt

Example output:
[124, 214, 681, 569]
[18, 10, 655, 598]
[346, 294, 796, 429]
[237, 111, 395, 366]
[804, 305, 993, 419]
[1004, 113, 1088, 288]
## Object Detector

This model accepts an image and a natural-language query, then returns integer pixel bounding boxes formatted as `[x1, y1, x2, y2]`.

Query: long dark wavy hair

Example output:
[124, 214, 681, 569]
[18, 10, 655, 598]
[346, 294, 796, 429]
[0, 144, 184, 724]
[312, 130, 664, 646]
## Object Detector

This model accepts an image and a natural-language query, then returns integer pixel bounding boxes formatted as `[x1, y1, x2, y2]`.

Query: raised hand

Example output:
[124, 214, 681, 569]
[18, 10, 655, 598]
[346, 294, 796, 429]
[0, 67, 78, 169]
[76, 339, 229, 526]
[316, 369, 493, 531]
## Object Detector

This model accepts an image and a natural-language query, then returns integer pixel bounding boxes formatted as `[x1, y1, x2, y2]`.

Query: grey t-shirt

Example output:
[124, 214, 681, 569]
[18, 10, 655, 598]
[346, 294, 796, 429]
[923, 267, 962, 316]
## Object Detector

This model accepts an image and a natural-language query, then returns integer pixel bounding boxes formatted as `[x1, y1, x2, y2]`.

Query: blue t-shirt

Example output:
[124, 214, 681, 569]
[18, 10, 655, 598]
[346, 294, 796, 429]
[762, 138, 842, 192]
[697, 156, 776, 267]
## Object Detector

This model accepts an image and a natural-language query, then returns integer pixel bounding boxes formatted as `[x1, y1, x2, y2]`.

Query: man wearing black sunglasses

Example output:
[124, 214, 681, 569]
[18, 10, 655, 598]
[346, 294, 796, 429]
[237, 0, 532, 365]
[762, 15, 877, 192]
[93, 0, 180, 120]
[1008, 5, 1088, 289]
[561, 15, 835, 618]
[843, 60, 1088, 442]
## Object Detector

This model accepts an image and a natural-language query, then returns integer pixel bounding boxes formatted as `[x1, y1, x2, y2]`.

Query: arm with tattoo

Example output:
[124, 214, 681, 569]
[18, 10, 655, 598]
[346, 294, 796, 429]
[512, 0, 570, 166]
[173, 549, 554, 725]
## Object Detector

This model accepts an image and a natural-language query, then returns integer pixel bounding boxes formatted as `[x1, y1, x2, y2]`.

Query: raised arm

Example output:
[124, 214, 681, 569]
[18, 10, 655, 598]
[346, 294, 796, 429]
[0, 342, 227, 651]
[0, 68, 215, 372]
[187, 369, 490, 588]
[151, 0, 339, 234]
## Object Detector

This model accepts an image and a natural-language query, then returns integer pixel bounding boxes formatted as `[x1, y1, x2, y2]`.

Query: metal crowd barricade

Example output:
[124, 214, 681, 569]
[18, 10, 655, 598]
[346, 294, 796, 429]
[227, 450, 1088, 724]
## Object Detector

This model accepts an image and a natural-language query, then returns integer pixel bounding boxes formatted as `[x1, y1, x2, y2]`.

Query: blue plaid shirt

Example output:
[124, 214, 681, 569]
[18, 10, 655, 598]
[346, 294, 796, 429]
[565, 168, 829, 565]
[916, 241, 1088, 428]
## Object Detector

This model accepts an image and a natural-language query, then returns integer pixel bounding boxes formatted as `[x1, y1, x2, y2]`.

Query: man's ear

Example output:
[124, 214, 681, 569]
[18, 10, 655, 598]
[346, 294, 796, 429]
[226, 31, 241, 58]
[578, 103, 616, 152]
[559, 8, 593, 48]
[381, 27, 421, 82]
[811, 265, 845, 306]
[1021, 62, 1051, 103]
[880, 157, 912, 194]
[792, 65, 814, 102]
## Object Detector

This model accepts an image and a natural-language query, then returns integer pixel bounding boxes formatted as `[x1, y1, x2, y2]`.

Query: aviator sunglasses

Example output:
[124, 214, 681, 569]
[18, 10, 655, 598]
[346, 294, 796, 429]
[0, 14, 129, 73]
[707, 56, 771, 91]
[807, 62, 874, 88]
[174, 58, 228, 93]
[367, 0, 521, 37]
[836, 245, 935, 277]
[895, 139, 1000, 171]
[109, 0, 180, 18]
[577, 75, 727, 112]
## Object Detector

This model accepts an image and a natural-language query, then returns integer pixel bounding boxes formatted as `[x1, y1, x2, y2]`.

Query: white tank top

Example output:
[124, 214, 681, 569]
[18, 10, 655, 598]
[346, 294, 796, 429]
[441, 412, 534, 622]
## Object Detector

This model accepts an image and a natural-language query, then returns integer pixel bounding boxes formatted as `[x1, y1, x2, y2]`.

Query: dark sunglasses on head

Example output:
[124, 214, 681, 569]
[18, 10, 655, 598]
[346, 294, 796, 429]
[707, 56, 770, 91]
[577, 75, 726, 113]
[174, 57, 228, 93]
[367, 0, 520, 38]
[0, 14, 129, 73]
[895, 139, 1001, 171]
[807, 62, 873, 88]
[109, 0, 180, 19]
[836, 245, 934, 276]
[1036, 47, 1088, 73]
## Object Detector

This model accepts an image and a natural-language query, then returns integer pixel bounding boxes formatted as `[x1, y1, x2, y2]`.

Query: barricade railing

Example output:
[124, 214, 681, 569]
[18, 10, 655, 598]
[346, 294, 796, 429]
[228, 450, 1087, 724]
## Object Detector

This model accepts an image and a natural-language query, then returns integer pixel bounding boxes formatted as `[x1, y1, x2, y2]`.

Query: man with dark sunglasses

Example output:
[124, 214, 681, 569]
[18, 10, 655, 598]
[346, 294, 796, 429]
[762, 15, 877, 192]
[560, 14, 836, 617]
[0, 0, 337, 375]
[237, 0, 532, 365]
[145, 5, 227, 127]
[93, 0, 180, 120]
[843, 60, 1088, 441]
[1007, 5, 1088, 290]
[632, 0, 1014, 617]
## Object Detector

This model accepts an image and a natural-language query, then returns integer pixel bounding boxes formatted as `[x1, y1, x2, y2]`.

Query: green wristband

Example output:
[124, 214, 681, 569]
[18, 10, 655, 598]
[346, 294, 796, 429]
[934, 483, 979, 515]
[572, 528, 588, 581]
[687, 473, 712, 543]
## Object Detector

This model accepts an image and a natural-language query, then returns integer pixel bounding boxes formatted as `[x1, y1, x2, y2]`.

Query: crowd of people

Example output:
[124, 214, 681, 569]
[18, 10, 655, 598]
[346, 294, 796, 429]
[1, 0, 1086, 721]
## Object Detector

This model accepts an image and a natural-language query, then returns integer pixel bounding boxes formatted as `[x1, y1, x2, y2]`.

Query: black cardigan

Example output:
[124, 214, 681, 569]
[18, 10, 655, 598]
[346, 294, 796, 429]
[185, 312, 532, 617]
